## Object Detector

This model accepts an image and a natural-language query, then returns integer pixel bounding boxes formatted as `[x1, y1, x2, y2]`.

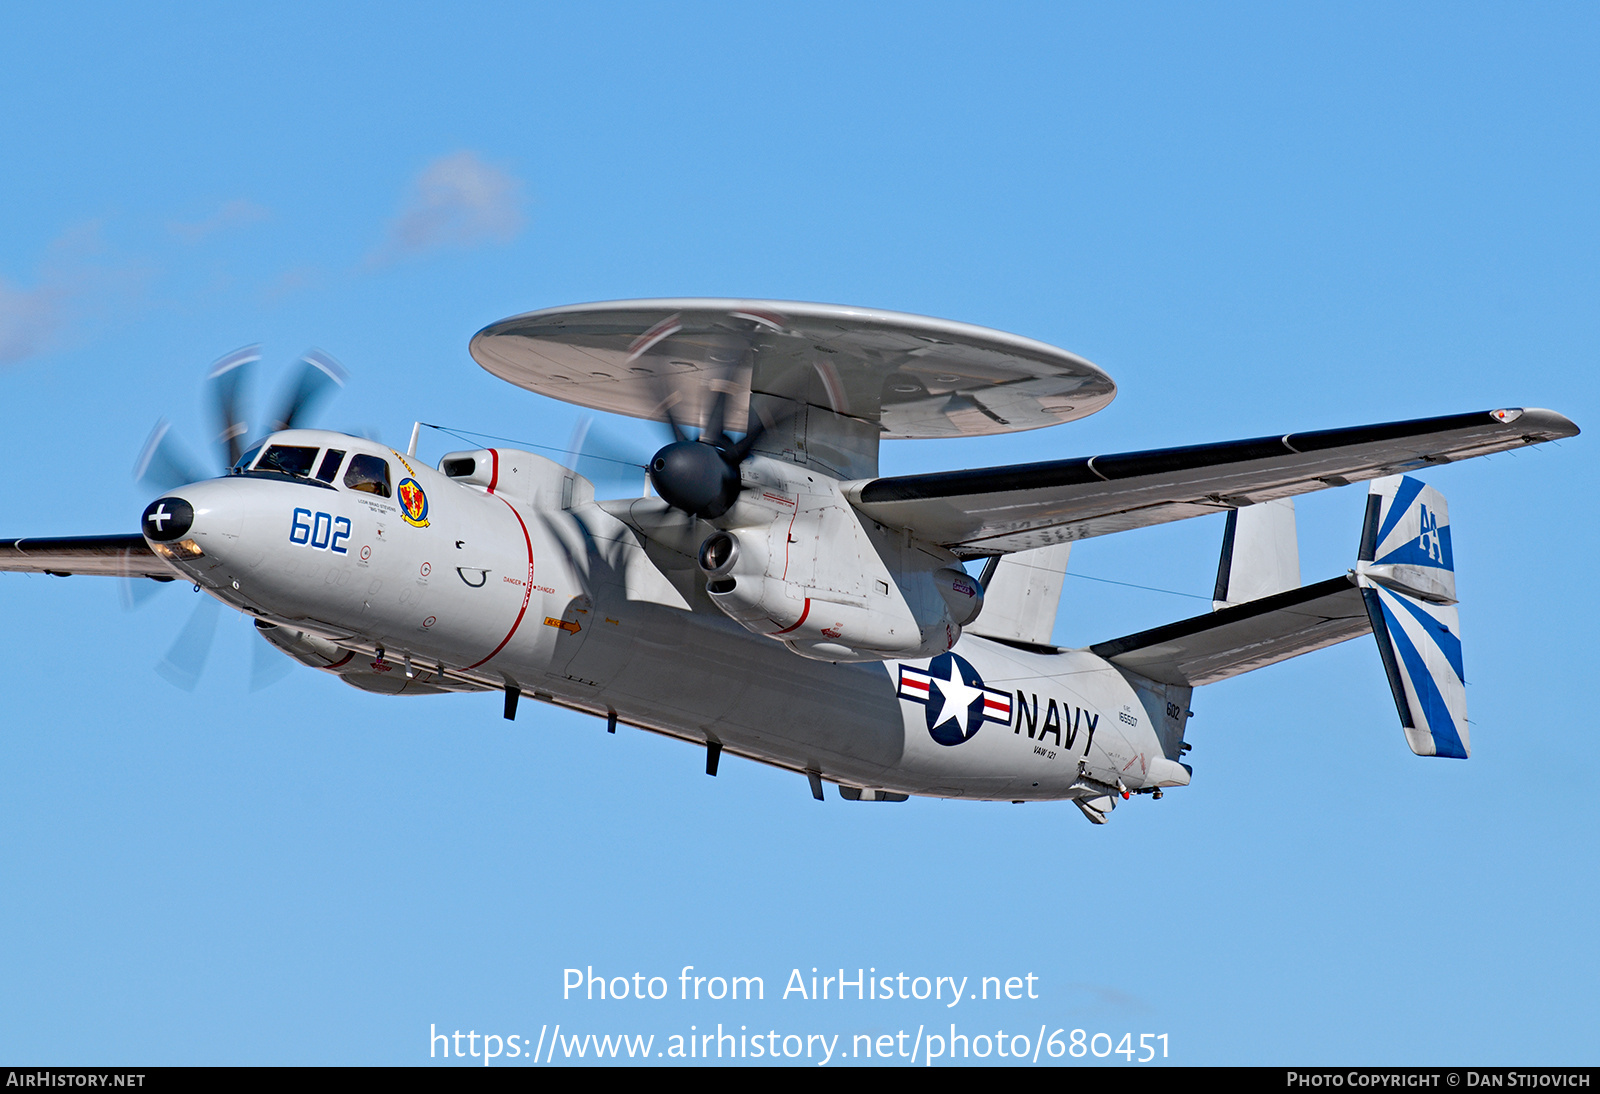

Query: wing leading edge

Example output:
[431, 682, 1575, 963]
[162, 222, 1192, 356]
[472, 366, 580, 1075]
[1, 534, 176, 579]
[846, 408, 1577, 555]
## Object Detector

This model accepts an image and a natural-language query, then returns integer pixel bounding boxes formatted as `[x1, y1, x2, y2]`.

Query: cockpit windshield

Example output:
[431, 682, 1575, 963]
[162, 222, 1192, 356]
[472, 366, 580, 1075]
[315, 449, 346, 483]
[255, 444, 320, 478]
[232, 443, 265, 473]
[343, 453, 392, 497]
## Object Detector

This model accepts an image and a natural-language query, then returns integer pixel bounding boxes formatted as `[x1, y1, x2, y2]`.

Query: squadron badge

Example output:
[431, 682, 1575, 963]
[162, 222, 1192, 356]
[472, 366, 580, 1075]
[398, 477, 430, 527]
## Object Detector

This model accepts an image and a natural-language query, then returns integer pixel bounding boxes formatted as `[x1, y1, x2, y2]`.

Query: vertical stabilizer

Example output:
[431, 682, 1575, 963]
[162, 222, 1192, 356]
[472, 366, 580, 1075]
[1355, 476, 1468, 758]
[1213, 497, 1300, 609]
[967, 542, 1071, 646]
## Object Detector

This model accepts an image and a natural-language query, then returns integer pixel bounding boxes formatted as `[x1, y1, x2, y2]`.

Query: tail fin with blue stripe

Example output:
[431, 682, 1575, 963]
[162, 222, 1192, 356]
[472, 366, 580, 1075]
[1355, 475, 1468, 758]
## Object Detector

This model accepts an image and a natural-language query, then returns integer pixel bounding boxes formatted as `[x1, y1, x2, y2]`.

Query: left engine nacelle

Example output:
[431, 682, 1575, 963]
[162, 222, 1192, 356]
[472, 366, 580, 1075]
[694, 488, 982, 663]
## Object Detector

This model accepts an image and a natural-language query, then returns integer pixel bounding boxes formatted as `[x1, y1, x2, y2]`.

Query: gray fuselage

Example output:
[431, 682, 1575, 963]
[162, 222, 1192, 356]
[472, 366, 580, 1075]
[148, 431, 1190, 803]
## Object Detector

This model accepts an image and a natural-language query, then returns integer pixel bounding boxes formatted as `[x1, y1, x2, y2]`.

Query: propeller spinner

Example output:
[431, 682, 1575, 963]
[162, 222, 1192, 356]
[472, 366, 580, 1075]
[641, 346, 789, 520]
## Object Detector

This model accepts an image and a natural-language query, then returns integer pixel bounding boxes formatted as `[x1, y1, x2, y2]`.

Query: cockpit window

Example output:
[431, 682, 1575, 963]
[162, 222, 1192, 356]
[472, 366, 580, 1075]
[315, 449, 346, 483]
[343, 454, 392, 497]
[233, 443, 265, 473]
[256, 444, 319, 478]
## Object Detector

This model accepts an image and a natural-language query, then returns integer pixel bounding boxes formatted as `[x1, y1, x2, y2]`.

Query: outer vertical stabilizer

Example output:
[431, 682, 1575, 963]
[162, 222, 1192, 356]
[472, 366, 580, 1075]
[1213, 497, 1300, 609]
[968, 542, 1071, 646]
[1355, 476, 1468, 758]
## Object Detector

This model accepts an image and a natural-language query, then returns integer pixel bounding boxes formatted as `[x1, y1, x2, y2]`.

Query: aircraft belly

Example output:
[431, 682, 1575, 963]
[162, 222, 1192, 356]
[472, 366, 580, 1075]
[549, 595, 911, 774]
[415, 502, 1176, 802]
[526, 587, 1166, 801]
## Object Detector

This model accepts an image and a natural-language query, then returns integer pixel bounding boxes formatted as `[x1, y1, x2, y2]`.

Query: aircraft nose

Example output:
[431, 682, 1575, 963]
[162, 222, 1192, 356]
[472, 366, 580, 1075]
[141, 497, 195, 542]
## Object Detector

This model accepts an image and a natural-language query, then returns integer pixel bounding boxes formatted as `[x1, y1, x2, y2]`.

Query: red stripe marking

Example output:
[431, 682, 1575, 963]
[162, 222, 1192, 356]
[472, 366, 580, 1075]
[466, 495, 535, 670]
[325, 651, 355, 670]
[779, 507, 799, 580]
[770, 597, 811, 637]
[626, 314, 683, 361]
[488, 448, 500, 494]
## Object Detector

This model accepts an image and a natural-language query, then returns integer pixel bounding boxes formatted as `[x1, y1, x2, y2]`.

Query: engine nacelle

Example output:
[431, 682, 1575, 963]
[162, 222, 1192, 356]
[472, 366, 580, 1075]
[695, 490, 982, 663]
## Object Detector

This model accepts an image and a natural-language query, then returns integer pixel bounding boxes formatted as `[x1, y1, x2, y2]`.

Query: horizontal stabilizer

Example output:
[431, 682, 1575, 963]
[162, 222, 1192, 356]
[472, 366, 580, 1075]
[1358, 474, 1455, 603]
[1090, 574, 1370, 687]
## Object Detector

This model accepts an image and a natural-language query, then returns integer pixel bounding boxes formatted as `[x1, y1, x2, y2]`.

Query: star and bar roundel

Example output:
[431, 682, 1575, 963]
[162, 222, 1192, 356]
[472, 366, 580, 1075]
[897, 652, 1012, 746]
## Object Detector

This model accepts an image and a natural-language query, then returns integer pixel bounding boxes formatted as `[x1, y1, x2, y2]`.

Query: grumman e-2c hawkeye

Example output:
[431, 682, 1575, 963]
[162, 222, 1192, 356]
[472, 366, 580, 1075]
[2, 301, 1579, 823]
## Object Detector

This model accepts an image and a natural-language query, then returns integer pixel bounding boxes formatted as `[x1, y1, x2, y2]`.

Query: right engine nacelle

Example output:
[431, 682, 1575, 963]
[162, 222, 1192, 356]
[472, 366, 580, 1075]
[695, 483, 982, 663]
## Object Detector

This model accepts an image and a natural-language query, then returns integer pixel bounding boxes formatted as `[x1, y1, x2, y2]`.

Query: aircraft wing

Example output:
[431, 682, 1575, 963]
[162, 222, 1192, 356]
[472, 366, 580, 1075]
[0, 534, 177, 579]
[845, 408, 1577, 555]
[1089, 574, 1371, 686]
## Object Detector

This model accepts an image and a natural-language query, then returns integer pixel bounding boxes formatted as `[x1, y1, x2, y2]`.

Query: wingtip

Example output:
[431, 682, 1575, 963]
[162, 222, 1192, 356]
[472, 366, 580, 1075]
[1498, 407, 1580, 439]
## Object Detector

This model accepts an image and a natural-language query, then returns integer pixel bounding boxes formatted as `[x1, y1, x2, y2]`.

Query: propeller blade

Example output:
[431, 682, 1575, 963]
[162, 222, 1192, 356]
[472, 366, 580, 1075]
[631, 311, 812, 519]
[624, 497, 707, 562]
[565, 415, 651, 496]
[250, 620, 294, 691]
[118, 576, 164, 611]
[207, 345, 260, 470]
[703, 382, 730, 449]
[268, 349, 348, 433]
[642, 374, 799, 520]
[730, 396, 799, 462]
[154, 593, 221, 691]
[640, 381, 690, 445]
[133, 420, 209, 494]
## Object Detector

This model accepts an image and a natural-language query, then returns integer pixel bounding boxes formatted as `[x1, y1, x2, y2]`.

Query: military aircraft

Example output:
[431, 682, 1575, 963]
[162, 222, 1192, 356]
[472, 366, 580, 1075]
[1, 300, 1579, 822]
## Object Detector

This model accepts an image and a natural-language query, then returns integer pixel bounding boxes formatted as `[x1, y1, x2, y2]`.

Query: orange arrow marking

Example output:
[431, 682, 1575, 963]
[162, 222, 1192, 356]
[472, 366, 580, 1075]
[543, 617, 581, 634]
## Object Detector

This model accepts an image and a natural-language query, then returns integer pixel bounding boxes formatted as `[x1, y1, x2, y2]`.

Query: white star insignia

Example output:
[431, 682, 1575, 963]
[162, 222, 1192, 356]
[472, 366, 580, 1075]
[929, 662, 987, 738]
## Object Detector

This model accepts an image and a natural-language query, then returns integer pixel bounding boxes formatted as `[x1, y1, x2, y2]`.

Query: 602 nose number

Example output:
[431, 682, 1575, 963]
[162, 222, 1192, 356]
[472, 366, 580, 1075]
[289, 508, 351, 554]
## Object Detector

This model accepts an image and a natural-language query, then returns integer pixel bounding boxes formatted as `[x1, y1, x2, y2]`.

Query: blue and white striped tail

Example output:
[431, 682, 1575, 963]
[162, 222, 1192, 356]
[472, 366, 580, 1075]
[1356, 476, 1469, 759]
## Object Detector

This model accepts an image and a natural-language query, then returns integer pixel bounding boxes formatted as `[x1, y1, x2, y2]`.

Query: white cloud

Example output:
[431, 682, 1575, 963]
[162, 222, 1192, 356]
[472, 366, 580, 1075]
[0, 278, 62, 364]
[168, 199, 271, 242]
[0, 222, 147, 366]
[260, 265, 324, 304]
[371, 151, 526, 264]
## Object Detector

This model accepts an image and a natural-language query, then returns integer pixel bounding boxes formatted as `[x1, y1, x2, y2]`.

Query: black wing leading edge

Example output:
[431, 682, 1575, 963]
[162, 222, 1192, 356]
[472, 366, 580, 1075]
[0, 534, 176, 579]
[846, 408, 1578, 555]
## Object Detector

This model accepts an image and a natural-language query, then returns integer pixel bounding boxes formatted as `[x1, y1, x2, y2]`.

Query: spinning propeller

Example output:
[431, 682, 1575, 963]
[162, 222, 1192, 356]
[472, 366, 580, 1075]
[135, 346, 348, 495]
[644, 375, 778, 520]
[565, 329, 796, 525]
[130, 345, 348, 690]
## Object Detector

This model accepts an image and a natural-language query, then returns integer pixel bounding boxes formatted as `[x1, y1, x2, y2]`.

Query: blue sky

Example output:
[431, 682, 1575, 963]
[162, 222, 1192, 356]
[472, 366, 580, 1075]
[1, 2, 1595, 1066]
